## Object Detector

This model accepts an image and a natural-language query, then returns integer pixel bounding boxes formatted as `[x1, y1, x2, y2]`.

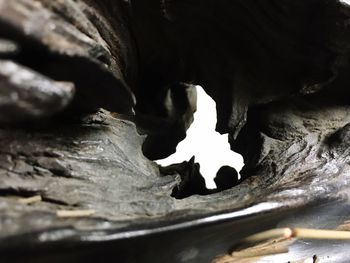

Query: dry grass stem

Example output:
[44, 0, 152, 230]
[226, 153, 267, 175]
[18, 195, 42, 205]
[56, 209, 96, 218]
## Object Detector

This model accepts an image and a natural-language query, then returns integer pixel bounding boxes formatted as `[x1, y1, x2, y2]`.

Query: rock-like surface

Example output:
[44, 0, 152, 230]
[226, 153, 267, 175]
[0, 105, 349, 237]
[0, 110, 165, 237]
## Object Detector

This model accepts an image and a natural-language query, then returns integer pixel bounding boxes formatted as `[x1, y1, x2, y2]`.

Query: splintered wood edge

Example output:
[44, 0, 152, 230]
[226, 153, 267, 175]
[212, 254, 264, 263]
[232, 238, 292, 258]
[213, 227, 350, 262]
[241, 228, 292, 244]
[337, 220, 350, 231]
[56, 209, 96, 218]
[212, 237, 293, 263]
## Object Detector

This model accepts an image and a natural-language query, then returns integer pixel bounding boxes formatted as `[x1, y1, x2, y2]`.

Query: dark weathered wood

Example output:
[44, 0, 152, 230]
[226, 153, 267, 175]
[0, 0, 136, 115]
[130, 0, 350, 139]
[0, 60, 74, 122]
[1, 0, 350, 262]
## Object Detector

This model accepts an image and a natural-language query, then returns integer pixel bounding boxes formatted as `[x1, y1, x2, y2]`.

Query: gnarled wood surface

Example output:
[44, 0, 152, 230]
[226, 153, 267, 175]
[1, 0, 350, 262]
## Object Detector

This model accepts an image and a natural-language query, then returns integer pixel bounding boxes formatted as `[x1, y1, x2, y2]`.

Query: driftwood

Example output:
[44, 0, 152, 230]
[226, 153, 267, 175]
[1, 0, 350, 262]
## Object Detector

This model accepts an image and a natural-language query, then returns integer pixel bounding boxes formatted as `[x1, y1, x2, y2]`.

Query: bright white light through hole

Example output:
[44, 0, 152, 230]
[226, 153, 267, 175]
[156, 86, 244, 189]
[340, 0, 350, 5]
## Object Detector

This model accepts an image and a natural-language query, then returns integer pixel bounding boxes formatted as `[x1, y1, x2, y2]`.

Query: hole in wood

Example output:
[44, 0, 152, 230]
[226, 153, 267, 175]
[157, 86, 244, 191]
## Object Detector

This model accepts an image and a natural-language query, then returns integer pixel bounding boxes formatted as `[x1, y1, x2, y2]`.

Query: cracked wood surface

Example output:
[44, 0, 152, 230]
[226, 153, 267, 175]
[1, 102, 350, 238]
[1, 0, 350, 262]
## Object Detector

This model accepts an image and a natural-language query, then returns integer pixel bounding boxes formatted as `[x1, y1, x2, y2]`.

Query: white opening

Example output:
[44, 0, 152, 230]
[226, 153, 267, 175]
[340, 0, 350, 5]
[156, 86, 244, 189]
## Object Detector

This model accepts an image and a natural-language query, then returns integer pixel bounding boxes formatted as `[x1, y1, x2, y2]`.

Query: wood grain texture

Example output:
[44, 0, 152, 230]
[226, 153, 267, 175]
[1, 0, 350, 262]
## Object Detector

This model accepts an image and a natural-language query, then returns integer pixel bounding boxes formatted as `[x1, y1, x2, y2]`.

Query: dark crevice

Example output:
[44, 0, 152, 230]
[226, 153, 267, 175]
[41, 196, 75, 207]
[30, 158, 79, 180]
[45, 168, 75, 179]
[0, 188, 42, 198]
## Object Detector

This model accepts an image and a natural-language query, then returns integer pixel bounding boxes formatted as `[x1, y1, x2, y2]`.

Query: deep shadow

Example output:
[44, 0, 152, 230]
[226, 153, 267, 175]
[159, 157, 240, 199]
